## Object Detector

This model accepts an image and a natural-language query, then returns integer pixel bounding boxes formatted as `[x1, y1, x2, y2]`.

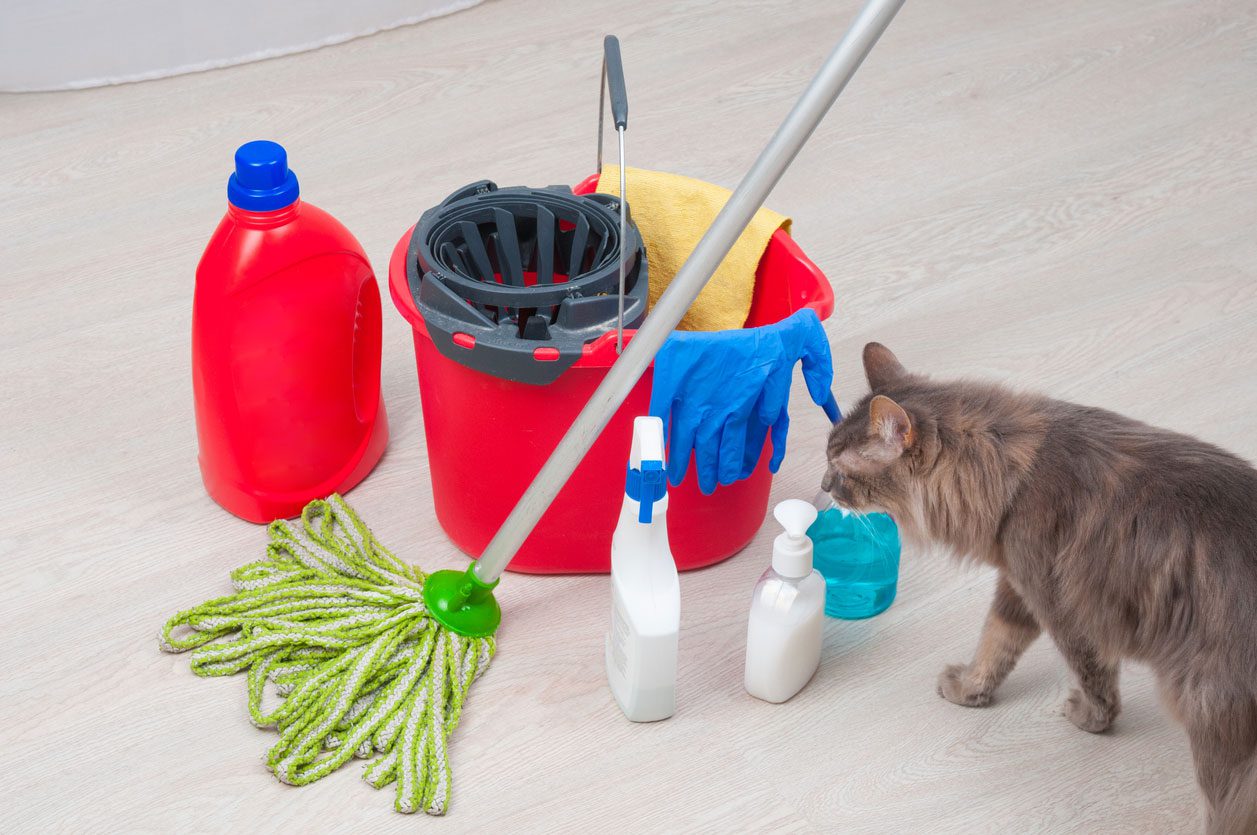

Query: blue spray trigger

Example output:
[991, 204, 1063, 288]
[625, 460, 667, 523]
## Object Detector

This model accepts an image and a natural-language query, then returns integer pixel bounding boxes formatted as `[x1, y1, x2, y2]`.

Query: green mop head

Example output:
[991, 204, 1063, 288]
[159, 495, 496, 815]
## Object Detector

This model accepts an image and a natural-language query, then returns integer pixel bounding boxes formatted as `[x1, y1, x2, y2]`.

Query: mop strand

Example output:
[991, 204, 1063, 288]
[158, 495, 494, 815]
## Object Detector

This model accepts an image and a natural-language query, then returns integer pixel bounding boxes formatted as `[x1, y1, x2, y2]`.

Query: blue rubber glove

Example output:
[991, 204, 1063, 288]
[649, 308, 837, 495]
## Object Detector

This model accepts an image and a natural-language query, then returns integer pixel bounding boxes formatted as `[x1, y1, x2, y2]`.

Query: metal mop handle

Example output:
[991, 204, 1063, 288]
[599, 36, 630, 354]
[473, 0, 907, 585]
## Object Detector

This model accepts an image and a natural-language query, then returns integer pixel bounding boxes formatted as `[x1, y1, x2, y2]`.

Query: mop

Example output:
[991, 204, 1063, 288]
[159, 0, 906, 815]
[160, 496, 490, 814]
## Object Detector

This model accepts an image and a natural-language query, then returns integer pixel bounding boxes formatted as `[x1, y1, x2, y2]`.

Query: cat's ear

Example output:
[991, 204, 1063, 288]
[863, 342, 906, 390]
[869, 394, 915, 450]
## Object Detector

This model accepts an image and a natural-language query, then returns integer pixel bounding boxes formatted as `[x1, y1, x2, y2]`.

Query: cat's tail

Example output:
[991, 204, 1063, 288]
[1212, 751, 1257, 835]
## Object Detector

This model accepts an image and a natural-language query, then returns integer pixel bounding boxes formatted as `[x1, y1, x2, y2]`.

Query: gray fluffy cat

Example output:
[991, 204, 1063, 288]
[823, 343, 1257, 834]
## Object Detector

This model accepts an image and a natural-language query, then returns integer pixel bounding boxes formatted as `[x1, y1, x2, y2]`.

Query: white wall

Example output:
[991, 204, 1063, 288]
[0, 0, 483, 92]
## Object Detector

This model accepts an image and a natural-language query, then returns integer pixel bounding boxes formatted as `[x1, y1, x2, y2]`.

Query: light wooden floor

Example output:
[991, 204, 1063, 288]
[3, 0, 1255, 830]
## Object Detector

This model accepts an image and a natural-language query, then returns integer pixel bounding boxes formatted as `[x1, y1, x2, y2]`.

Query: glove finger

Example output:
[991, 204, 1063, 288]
[695, 417, 724, 496]
[648, 361, 678, 422]
[648, 333, 689, 417]
[739, 416, 771, 481]
[821, 391, 841, 424]
[768, 412, 791, 473]
[799, 321, 836, 406]
[717, 411, 750, 487]
[802, 357, 835, 407]
[648, 383, 674, 423]
[757, 356, 794, 426]
[648, 392, 674, 460]
[664, 405, 699, 487]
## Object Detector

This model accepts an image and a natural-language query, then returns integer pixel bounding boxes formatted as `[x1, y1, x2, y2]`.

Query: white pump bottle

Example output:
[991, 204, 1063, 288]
[744, 499, 825, 703]
[606, 416, 679, 722]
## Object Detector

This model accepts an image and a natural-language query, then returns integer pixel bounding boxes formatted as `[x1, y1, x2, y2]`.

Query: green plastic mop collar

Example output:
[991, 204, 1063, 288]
[422, 565, 501, 638]
[159, 495, 495, 815]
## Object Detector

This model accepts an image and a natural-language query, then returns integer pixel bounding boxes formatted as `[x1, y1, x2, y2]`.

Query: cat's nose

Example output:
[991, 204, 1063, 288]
[821, 470, 837, 493]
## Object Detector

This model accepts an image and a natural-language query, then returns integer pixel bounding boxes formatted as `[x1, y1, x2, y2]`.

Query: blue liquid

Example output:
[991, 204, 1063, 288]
[807, 507, 901, 619]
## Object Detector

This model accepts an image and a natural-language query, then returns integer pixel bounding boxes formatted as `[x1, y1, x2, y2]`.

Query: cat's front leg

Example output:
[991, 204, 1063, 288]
[1055, 637, 1120, 733]
[938, 573, 1041, 707]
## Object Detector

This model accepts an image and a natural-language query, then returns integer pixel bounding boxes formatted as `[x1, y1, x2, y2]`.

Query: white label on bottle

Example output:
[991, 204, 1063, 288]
[609, 592, 630, 677]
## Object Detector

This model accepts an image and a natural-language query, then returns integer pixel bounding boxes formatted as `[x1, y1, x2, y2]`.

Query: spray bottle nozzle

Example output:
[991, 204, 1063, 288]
[625, 416, 668, 524]
[626, 460, 666, 523]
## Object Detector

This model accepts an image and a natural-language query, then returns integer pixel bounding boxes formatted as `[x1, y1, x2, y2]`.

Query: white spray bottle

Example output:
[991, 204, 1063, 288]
[606, 416, 679, 722]
[744, 499, 825, 703]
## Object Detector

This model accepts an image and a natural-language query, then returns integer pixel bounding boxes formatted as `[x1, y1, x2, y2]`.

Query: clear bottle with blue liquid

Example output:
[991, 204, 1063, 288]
[808, 492, 901, 619]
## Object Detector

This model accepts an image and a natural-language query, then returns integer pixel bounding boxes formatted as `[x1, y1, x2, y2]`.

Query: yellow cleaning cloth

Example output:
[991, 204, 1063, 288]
[597, 165, 791, 332]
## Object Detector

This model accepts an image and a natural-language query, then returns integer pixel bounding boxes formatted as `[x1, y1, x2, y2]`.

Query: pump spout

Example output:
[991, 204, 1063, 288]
[772, 499, 819, 579]
[774, 499, 818, 540]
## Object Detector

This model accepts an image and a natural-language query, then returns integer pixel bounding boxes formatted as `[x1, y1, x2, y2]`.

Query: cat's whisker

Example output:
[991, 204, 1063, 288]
[850, 510, 880, 547]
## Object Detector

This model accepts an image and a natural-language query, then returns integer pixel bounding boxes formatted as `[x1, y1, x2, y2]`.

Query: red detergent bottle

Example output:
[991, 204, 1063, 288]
[192, 140, 388, 522]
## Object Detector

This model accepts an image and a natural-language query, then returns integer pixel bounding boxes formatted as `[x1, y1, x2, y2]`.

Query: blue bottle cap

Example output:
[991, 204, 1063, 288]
[227, 140, 300, 211]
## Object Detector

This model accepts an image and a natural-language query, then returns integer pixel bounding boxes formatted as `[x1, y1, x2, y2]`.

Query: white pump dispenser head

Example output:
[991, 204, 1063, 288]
[772, 499, 818, 578]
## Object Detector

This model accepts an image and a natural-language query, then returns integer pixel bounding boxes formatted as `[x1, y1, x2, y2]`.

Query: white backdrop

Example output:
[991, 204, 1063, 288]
[0, 0, 484, 92]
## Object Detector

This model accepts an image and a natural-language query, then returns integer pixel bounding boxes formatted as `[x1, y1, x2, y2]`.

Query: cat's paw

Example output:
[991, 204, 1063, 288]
[936, 663, 994, 707]
[1064, 688, 1115, 733]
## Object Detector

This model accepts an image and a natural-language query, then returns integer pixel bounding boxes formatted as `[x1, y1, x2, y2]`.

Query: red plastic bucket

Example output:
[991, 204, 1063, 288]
[388, 174, 833, 573]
